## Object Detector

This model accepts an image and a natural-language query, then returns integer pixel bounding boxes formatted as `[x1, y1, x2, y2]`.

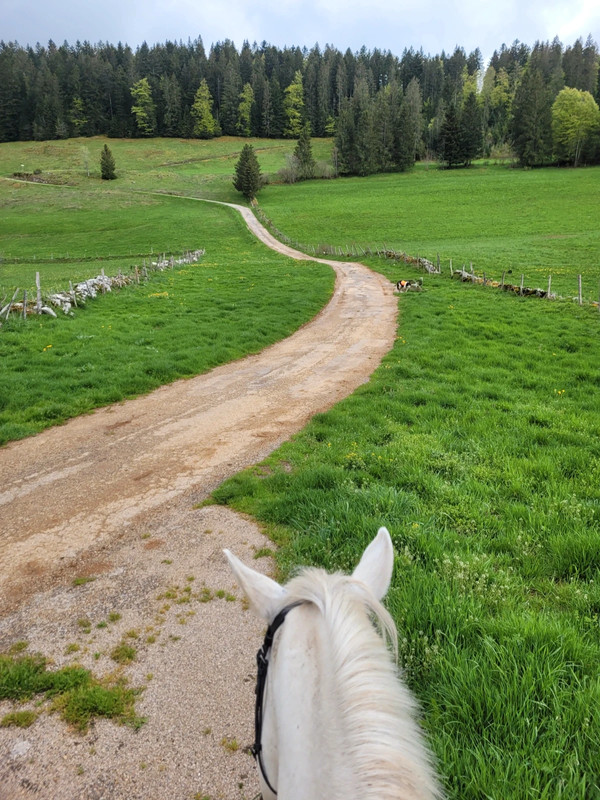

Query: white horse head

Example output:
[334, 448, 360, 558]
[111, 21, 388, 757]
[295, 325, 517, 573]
[225, 527, 443, 800]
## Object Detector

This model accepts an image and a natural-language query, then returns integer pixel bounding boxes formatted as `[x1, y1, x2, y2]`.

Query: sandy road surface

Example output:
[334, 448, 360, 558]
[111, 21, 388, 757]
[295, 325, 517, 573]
[0, 201, 397, 799]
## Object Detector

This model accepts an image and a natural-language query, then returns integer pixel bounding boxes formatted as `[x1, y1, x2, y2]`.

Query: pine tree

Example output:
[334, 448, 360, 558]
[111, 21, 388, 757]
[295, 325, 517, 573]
[191, 79, 219, 138]
[237, 83, 254, 136]
[233, 143, 262, 199]
[283, 70, 305, 138]
[220, 63, 242, 135]
[160, 74, 182, 136]
[293, 122, 316, 179]
[510, 69, 553, 166]
[130, 77, 156, 136]
[460, 91, 483, 164]
[440, 103, 463, 167]
[100, 143, 116, 180]
[335, 97, 358, 174]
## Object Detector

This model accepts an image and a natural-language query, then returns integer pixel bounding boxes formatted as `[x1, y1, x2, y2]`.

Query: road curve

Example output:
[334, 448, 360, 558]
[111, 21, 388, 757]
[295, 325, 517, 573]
[0, 201, 397, 609]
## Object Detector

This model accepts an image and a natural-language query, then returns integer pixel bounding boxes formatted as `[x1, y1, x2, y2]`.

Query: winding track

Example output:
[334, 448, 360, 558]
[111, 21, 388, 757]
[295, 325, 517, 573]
[0, 201, 397, 610]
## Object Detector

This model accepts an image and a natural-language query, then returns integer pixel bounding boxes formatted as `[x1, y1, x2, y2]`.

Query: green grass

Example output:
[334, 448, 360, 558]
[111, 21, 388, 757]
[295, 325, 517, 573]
[1, 709, 37, 728]
[0, 189, 334, 445]
[210, 275, 600, 800]
[256, 163, 600, 300]
[2, 136, 600, 795]
[0, 135, 333, 207]
[0, 650, 143, 732]
[0, 137, 335, 446]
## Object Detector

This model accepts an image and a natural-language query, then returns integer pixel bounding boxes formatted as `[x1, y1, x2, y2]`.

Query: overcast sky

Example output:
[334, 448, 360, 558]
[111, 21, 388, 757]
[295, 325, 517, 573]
[2, 0, 599, 67]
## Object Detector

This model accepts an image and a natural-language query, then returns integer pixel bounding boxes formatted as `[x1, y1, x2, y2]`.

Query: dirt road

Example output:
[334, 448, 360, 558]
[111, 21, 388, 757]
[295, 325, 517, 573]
[0, 200, 397, 799]
[0, 201, 396, 610]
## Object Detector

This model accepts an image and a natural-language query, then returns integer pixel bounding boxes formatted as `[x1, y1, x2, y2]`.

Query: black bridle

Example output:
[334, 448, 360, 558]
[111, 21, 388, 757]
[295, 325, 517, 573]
[251, 601, 305, 797]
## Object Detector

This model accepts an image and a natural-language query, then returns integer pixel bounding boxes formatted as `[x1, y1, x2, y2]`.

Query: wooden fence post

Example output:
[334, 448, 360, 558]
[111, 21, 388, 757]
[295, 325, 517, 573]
[547, 275, 552, 299]
[1, 288, 20, 320]
[36, 272, 42, 313]
[22, 290, 27, 319]
[450, 259, 453, 276]
[578, 274, 583, 306]
[520, 274, 524, 296]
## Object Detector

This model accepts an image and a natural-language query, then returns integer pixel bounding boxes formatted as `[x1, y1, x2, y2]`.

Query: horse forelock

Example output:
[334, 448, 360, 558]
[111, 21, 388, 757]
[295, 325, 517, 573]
[278, 567, 443, 800]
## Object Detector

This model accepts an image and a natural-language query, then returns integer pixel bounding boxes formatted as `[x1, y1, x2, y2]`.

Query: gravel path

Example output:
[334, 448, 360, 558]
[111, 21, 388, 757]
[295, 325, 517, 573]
[0, 201, 397, 799]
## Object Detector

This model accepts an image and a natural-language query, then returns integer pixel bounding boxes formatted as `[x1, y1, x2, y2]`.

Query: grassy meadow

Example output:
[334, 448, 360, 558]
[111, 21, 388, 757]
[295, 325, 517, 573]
[213, 276, 600, 799]
[1, 137, 600, 798]
[0, 138, 335, 443]
[257, 163, 600, 301]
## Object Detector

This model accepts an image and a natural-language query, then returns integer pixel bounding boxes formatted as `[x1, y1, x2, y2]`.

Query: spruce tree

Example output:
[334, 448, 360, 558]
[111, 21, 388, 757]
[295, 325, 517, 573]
[440, 103, 464, 167]
[460, 91, 483, 165]
[130, 77, 156, 136]
[293, 122, 316, 179]
[510, 69, 553, 166]
[237, 83, 254, 136]
[191, 79, 219, 138]
[283, 71, 305, 138]
[233, 143, 262, 199]
[100, 143, 116, 180]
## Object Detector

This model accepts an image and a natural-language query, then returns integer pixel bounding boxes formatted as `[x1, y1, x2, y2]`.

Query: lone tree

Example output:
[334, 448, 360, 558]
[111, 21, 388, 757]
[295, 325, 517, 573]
[100, 143, 116, 180]
[233, 143, 262, 200]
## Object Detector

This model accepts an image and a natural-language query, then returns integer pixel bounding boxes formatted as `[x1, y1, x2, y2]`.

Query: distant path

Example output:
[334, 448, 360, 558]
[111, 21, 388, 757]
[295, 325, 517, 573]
[0, 199, 397, 609]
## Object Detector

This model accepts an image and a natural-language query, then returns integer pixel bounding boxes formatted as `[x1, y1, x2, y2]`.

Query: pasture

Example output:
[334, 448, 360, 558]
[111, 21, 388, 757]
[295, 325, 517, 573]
[257, 163, 600, 301]
[1, 137, 599, 798]
[213, 277, 600, 798]
[0, 138, 335, 443]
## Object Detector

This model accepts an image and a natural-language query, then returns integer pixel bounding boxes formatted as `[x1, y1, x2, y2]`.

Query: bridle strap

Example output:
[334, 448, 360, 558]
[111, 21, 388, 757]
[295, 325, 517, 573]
[251, 601, 305, 797]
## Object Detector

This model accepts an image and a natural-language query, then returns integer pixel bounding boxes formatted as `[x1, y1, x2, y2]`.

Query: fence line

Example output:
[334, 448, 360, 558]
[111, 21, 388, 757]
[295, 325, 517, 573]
[0, 250, 205, 326]
[250, 203, 600, 313]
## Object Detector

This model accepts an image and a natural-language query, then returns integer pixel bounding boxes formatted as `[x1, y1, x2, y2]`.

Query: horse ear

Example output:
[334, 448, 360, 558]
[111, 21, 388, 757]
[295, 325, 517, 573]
[224, 549, 286, 621]
[352, 527, 394, 600]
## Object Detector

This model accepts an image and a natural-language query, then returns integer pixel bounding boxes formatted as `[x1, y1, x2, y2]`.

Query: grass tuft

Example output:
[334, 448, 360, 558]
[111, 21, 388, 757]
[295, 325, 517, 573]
[0, 650, 144, 732]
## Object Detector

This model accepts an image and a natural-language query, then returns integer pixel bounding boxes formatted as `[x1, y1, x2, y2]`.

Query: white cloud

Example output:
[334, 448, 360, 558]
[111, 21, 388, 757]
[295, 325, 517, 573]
[2, 0, 599, 61]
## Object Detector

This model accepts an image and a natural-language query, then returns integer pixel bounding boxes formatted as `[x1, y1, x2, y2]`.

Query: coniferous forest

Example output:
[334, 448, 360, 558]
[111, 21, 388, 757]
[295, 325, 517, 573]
[1, 35, 599, 172]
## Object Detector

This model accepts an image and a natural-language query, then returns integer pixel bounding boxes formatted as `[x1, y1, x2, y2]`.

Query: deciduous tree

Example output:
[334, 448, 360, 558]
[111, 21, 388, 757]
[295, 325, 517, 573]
[552, 87, 600, 166]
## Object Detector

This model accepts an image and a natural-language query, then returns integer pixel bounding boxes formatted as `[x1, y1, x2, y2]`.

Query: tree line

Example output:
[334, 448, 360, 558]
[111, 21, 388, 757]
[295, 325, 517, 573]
[0, 35, 599, 171]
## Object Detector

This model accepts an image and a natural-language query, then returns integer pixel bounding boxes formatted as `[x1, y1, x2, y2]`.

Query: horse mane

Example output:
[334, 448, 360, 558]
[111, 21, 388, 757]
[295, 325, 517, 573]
[279, 567, 442, 800]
